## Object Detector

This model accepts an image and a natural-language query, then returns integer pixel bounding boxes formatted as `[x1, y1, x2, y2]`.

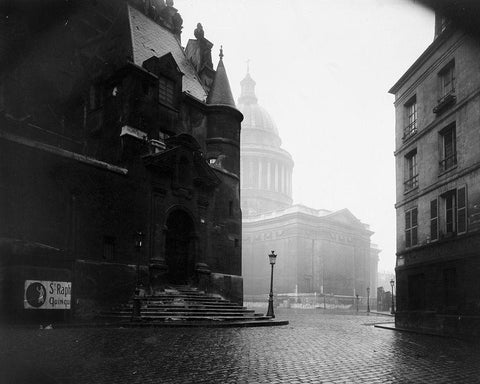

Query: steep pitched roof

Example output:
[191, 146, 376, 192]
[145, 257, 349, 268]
[128, 5, 207, 101]
[207, 52, 235, 107]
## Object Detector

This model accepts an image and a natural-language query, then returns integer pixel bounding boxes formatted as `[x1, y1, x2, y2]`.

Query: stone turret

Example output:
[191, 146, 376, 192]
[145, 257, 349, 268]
[206, 47, 235, 107]
[205, 48, 242, 177]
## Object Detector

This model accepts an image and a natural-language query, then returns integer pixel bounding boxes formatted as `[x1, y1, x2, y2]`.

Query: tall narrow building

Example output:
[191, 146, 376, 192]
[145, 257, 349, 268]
[390, 8, 480, 337]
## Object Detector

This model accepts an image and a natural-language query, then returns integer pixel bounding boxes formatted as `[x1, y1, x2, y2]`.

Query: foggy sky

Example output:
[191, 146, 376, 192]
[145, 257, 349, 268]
[176, 0, 435, 272]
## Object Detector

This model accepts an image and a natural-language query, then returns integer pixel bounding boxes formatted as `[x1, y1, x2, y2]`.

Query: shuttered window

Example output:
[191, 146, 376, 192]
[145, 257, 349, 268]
[430, 198, 438, 241]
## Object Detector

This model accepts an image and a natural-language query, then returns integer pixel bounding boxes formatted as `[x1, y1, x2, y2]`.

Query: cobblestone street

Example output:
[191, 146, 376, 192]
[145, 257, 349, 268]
[1, 310, 480, 384]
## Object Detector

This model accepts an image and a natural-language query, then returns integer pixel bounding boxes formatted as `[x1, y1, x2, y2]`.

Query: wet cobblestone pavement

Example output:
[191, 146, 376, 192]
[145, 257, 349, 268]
[1, 309, 480, 383]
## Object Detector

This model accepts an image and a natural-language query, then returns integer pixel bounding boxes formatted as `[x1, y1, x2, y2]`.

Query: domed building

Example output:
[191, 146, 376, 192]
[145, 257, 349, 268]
[238, 71, 293, 216]
[238, 71, 379, 303]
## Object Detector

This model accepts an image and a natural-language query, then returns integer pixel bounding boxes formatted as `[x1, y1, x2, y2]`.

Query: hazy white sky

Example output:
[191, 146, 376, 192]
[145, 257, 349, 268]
[176, 0, 434, 272]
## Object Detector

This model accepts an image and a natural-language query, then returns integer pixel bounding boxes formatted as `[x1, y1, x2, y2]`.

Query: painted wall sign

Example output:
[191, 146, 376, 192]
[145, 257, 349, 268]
[24, 280, 72, 309]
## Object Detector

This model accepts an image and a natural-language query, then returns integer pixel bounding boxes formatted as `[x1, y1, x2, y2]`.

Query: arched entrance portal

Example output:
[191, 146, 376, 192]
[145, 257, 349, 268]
[165, 209, 196, 284]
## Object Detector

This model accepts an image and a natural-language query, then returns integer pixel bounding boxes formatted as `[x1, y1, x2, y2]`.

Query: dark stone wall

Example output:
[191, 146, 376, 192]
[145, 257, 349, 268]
[0, 0, 244, 322]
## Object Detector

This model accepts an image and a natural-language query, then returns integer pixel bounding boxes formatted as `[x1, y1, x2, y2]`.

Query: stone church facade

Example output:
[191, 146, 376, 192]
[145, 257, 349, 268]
[0, 0, 242, 323]
[239, 72, 378, 298]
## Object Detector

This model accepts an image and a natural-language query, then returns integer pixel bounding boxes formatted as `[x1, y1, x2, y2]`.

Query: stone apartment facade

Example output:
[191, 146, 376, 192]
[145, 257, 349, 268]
[0, 0, 243, 323]
[390, 12, 480, 336]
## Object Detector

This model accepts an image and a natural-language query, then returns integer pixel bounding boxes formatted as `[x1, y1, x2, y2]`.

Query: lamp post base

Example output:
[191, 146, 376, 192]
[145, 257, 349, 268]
[266, 296, 275, 318]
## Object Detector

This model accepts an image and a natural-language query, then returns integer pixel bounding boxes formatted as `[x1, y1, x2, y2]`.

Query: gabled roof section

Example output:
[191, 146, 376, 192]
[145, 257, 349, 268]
[128, 5, 207, 101]
[207, 50, 236, 107]
[325, 209, 370, 231]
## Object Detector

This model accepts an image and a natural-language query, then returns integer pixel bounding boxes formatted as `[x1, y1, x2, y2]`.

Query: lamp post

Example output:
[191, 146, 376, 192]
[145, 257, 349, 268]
[366, 287, 370, 313]
[390, 279, 395, 315]
[132, 231, 144, 320]
[356, 294, 359, 313]
[266, 250, 277, 318]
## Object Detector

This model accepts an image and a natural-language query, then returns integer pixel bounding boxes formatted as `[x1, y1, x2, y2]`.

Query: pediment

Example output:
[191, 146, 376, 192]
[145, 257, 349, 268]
[326, 209, 364, 228]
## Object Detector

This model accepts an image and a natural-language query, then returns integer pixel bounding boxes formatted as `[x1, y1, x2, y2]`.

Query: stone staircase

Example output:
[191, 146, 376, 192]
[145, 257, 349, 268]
[99, 285, 288, 327]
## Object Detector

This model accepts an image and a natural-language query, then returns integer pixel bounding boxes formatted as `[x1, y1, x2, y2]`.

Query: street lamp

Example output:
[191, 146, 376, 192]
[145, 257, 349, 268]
[366, 287, 370, 313]
[132, 231, 144, 320]
[390, 279, 395, 315]
[356, 294, 359, 313]
[266, 250, 277, 318]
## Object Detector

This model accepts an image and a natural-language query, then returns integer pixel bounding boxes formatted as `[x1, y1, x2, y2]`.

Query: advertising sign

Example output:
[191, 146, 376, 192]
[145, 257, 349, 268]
[24, 280, 72, 309]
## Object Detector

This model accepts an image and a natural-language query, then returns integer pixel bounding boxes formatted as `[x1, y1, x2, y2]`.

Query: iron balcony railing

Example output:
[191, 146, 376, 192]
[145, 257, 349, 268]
[404, 174, 419, 191]
[439, 153, 457, 172]
[403, 121, 417, 140]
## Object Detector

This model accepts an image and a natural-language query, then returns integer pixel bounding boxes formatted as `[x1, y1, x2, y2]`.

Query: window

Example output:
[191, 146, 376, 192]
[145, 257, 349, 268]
[439, 62, 455, 101]
[404, 96, 417, 139]
[405, 207, 418, 248]
[404, 150, 418, 191]
[159, 75, 175, 105]
[441, 186, 467, 236]
[439, 125, 456, 172]
[445, 191, 456, 233]
[430, 198, 438, 241]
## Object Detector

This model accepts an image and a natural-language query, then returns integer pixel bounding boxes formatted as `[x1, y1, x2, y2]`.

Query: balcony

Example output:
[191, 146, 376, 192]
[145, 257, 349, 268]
[433, 90, 456, 115]
[404, 174, 418, 192]
[403, 121, 417, 141]
[439, 153, 457, 173]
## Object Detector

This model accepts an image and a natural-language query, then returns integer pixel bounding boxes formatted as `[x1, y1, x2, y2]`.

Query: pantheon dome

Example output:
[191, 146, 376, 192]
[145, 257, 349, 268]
[238, 71, 294, 216]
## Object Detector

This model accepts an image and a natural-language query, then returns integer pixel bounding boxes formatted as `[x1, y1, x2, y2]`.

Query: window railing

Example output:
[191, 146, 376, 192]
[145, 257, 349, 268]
[438, 88, 455, 104]
[403, 121, 417, 140]
[404, 174, 419, 191]
[439, 153, 457, 172]
[434, 89, 456, 114]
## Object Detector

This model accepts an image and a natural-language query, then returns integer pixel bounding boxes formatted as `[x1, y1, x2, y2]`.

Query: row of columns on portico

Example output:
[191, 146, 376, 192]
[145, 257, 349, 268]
[241, 157, 292, 195]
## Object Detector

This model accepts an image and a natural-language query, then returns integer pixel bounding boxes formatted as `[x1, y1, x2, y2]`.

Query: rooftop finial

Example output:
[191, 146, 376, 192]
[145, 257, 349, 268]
[219, 45, 224, 60]
[246, 59, 250, 74]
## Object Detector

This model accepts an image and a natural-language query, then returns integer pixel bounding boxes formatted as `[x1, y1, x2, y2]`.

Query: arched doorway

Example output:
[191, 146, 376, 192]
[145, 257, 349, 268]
[164, 209, 196, 284]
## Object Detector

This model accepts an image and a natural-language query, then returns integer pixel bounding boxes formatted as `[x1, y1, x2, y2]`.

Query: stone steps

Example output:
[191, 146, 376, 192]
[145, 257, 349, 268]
[98, 284, 289, 327]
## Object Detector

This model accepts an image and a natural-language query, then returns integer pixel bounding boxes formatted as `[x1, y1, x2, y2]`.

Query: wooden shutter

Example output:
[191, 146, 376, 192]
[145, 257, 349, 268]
[457, 186, 467, 234]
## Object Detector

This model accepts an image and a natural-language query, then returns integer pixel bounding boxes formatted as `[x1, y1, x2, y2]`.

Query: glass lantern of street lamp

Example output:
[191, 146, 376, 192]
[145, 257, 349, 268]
[269, 250, 277, 265]
[390, 279, 395, 290]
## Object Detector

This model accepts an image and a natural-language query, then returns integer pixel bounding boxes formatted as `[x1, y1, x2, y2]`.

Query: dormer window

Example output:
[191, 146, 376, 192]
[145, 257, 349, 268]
[159, 75, 175, 105]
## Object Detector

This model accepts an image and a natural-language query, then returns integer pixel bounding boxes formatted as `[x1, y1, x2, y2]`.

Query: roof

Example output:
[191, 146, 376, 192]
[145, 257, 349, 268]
[128, 5, 207, 101]
[207, 56, 236, 106]
[389, 29, 453, 95]
[243, 205, 371, 232]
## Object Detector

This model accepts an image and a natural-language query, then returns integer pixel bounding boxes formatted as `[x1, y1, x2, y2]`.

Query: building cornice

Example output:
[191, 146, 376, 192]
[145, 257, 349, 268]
[395, 160, 480, 208]
[389, 28, 457, 95]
